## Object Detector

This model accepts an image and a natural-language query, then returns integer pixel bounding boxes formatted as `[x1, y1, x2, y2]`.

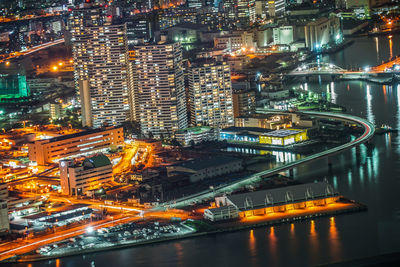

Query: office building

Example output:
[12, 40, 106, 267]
[71, 7, 133, 127]
[28, 127, 124, 165]
[126, 16, 154, 46]
[130, 43, 187, 137]
[232, 89, 256, 118]
[224, 0, 256, 24]
[267, 0, 286, 17]
[188, 61, 234, 128]
[60, 154, 113, 196]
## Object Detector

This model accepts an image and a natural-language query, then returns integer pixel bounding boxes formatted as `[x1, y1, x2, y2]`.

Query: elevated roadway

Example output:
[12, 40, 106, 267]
[159, 111, 375, 209]
[0, 39, 65, 64]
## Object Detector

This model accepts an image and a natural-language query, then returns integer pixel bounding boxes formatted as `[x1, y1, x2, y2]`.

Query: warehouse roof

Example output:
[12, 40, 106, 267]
[171, 155, 242, 171]
[227, 182, 338, 211]
[262, 129, 303, 138]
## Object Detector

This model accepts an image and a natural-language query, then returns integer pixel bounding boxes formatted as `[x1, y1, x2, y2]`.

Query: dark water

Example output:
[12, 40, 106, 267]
[11, 35, 400, 267]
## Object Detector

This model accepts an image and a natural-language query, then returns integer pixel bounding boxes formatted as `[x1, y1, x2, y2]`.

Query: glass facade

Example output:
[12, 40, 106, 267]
[0, 74, 30, 98]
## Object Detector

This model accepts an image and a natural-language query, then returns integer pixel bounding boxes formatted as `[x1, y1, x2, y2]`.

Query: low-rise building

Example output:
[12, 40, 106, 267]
[21, 204, 93, 228]
[0, 200, 9, 233]
[28, 127, 123, 165]
[175, 126, 218, 146]
[167, 156, 243, 183]
[204, 182, 339, 221]
[220, 127, 308, 146]
[59, 153, 113, 196]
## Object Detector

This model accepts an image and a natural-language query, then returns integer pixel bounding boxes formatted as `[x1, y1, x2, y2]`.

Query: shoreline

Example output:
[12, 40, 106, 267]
[1, 203, 367, 264]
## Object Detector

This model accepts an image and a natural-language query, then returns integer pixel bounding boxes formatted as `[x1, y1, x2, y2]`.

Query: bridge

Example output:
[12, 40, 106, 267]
[286, 62, 400, 78]
[158, 110, 375, 209]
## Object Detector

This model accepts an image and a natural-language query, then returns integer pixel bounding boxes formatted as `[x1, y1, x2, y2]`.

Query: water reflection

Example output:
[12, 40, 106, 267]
[226, 146, 301, 164]
[389, 35, 393, 59]
[330, 82, 337, 104]
[366, 84, 375, 125]
[347, 170, 353, 188]
[290, 223, 295, 237]
[174, 243, 184, 266]
[375, 37, 379, 62]
[329, 217, 341, 259]
[309, 220, 318, 262]
[397, 85, 400, 153]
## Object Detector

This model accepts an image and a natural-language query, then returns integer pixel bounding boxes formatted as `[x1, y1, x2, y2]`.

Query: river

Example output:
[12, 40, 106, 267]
[10, 34, 400, 267]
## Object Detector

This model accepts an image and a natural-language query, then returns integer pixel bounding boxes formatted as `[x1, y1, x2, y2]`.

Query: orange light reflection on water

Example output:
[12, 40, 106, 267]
[329, 217, 341, 259]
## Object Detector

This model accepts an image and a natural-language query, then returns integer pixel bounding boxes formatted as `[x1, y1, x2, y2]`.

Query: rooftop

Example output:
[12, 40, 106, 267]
[221, 126, 272, 134]
[262, 129, 303, 138]
[35, 127, 121, 144]
[83, 153, 111, 168]
[227, 182, 338, 211]
[176, 126, 213, 134]
[171, 155, 241, 171]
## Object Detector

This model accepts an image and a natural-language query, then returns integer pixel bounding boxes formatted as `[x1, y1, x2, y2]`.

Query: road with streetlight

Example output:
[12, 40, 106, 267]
[0, 39, 65, 64]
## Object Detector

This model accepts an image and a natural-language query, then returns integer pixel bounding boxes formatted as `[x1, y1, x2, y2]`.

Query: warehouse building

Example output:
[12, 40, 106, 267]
[204, 182, 338, 221]
[167, 156, 243, 183]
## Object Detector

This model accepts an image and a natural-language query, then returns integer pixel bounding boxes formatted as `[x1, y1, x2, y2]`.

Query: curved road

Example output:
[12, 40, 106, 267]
[160, 111, 375, 209]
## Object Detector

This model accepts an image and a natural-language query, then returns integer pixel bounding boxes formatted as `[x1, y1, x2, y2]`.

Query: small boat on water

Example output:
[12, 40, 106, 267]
[375, 124, 398, 134]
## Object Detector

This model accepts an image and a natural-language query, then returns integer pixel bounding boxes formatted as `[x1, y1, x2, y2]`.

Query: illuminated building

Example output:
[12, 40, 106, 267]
[214, 34, 242, 51]
[0, 74, 30, 99]
[224, 0, 256, 24]
[234, 114, 291, 129]
[70, 7, 133, 127]
[259, 129, 308, 146]
[204, 182, 339, 221]
[50, 103, 62, 120]
[0, 200, 9, 233]
[59, 154, 112, 196]
[130, 43, 187, 137]
[28, 127, 123, 165]
[273, 26, 294, 45]
[21, 204, 93, 227]
[175, 126, 217, 146]
[232, 89, 256, 118]
[188, 61, 234, 128]
[126, 16, 154, 46]
[219, 127, 308, 146]
[304, 16, 341, 51]
[267, 0, 286, 17]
